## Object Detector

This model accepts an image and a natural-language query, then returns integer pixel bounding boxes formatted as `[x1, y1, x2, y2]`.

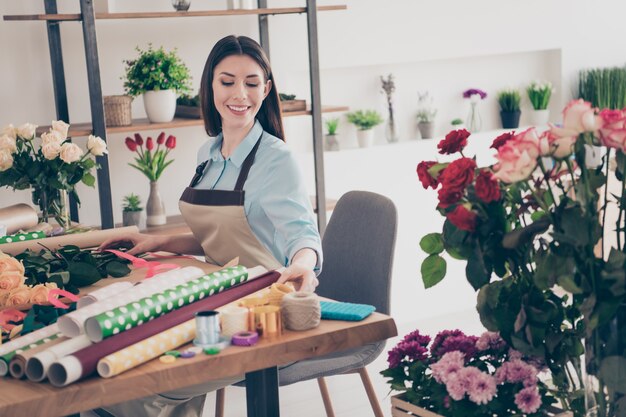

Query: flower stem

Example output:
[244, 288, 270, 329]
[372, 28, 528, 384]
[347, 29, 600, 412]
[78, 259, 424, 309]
[617, 153, 626, 251]
[601, 149, 611, 259]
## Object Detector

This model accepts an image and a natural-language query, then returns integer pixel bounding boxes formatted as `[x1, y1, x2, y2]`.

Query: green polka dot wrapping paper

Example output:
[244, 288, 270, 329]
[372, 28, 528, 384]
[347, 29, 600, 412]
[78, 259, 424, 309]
[0, 231, 46, 244]
[85, 265, 248, 342]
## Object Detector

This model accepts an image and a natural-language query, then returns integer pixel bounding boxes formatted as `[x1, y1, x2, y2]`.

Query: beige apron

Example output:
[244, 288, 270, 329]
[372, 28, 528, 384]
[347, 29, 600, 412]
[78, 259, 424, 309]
[178, 134, 282, 271]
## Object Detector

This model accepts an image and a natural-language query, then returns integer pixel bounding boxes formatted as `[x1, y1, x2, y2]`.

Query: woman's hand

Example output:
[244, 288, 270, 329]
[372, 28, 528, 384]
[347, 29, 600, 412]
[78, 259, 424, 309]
[277, 262, 319, 292]
[98, 233, 169, 256]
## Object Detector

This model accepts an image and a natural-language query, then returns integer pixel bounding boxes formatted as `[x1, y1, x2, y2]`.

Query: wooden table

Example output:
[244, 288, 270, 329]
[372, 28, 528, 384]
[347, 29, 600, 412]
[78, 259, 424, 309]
[0, 308, 397, 417]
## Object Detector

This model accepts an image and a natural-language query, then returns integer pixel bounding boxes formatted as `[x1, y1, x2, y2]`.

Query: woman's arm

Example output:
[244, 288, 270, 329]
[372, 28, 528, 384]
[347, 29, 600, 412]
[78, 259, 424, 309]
[99, 232, 204, 256]
[277, 247, 319, 292]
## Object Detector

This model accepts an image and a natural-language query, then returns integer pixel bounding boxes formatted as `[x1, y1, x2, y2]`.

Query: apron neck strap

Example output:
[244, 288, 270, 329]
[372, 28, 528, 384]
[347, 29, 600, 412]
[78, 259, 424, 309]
[234, 133, 263, 191]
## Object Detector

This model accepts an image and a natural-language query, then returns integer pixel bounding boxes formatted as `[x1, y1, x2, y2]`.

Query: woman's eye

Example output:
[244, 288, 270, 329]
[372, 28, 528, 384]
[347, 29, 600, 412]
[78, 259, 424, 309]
[221, 81, 234, 86]
[246, 83, 259, 88]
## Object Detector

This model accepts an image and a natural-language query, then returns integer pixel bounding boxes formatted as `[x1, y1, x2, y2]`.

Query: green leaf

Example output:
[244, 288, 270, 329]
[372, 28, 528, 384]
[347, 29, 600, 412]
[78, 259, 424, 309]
[557, 274, 583, 294]
[81, 172, 96, 187]
[421, 254, 447, 289]
[68, 262, 102, 287]
[105, 261, 131, 278]
[419, 233, 444, 255]
[465, 243, 490, 290]
[598, 356, 626, 394]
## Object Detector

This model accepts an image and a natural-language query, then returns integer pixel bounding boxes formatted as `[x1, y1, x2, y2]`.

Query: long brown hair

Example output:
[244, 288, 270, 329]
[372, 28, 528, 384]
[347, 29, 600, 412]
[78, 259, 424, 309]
[200, 35, 285, 141]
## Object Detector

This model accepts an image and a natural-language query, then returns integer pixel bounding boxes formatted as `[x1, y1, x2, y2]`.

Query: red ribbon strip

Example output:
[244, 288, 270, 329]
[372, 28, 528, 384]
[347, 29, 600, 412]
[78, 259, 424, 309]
[106, 249, 179, 278]
[47, 289, 80, 309]
[0, 309, 27, 332]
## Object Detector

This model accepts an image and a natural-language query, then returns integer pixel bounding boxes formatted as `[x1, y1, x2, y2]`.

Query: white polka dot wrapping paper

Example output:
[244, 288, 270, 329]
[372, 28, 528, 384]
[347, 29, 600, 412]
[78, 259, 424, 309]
[57, 266, 204, 338]
[97, 319, 196, 378]
[84, 265, 248, 342]
[76, 281, 135, 309]
[25, 335, 92, 382]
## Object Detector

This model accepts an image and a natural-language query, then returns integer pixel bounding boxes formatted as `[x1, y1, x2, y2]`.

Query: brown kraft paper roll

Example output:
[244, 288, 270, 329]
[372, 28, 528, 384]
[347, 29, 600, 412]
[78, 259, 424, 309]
[0, 204, 38, 235]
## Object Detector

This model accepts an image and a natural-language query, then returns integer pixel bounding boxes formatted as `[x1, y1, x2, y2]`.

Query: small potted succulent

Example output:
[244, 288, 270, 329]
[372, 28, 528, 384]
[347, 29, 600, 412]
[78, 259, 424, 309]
[122, 193, 143, 227]
[416, 91, 437, 139]
[123, 45, 192, 123]
[526, 80, 554, 126]
[497, 88, 522, 129]
[324, 118, 340, 151]
[346, 110, 383, 148]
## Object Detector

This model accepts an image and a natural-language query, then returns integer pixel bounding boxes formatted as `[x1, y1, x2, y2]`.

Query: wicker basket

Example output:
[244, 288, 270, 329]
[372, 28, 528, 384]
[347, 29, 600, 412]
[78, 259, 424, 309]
[104, 95, 133, 126]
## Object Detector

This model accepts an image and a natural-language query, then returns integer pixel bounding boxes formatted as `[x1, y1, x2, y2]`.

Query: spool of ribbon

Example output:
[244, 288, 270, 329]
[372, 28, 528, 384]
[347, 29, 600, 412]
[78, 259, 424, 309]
[106, 249, 179, 278]
[280, 291, 321, 331]
[268, 283, 294, 306]
[238, 293, 269, 331]
[231, 331, 259, 346]
[0, 204, 39, 235]
[251, 305, 282, 338]
[194, 311, 221, 347]
[219, 306, 249, 338]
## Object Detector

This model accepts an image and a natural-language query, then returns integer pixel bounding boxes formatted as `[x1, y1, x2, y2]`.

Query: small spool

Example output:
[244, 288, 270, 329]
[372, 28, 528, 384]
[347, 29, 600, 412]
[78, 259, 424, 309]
[194, 311, 220, 347]
[251, 305, 282, 339]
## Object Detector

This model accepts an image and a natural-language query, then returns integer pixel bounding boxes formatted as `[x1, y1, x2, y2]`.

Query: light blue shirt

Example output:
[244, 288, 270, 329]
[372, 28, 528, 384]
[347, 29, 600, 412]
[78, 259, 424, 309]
[194, 120, 322, 273]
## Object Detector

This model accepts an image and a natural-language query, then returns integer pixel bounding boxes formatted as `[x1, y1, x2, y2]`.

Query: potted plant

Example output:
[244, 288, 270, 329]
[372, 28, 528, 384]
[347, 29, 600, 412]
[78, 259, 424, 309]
[175, 93, 201, 119]
[450, 118, 465, 130]
[416, 91, 437, 140]
[123, 45, 192, 123]
[122, 193, 143, 227]
[346, 110, 383, 148]
[324, 118, 340, 151]
[279, 93, 306, 112]
[497, 88, 521, 129]
[526, 80, 554, 126]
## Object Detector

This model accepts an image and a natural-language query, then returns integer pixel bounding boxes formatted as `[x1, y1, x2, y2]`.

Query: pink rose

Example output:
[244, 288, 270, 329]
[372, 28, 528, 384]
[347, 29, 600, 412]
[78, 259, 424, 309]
[541, 129, 577, 159]
[598, 108, 626, 152]
[29, 282, 57, 305]
[493, 129, 544, 183]
[6, 286, 31, 307]
[0, 254, 25, 276]
[551, 99, 603, 137]
[0, 270, 25, 291]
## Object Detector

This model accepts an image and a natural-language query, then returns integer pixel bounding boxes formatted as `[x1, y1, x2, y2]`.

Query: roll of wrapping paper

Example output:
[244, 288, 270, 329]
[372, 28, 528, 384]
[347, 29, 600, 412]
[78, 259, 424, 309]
[251, 305, 282, 339]
[0, 323, 61, 373]
[0, 204, 38, 235]
[25, 335, 92, 382]
[47, 270, 280, 387]
[0, 231, 46, 245]
[220, 306, 249, 337]
[97, 319, 195, 378]
[85, 265, 248, 342]
[57, 267, 204, 338]
[0, 225, 139, 256]
[0, 332, 63, 377]
[9, 336, 68, 379]
[76, 281, 135, 309]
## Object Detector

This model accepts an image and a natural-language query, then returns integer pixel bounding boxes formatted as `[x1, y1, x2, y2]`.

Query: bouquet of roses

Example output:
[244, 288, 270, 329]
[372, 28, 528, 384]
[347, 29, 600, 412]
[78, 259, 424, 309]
[382, 329, 556, 417]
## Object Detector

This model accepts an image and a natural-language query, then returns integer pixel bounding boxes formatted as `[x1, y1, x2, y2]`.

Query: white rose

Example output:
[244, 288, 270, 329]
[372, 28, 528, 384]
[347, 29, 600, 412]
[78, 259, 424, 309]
[59, 142, 83, 163]
[16, 123, 38, 140]
[87, 135, 108, 156]
[41, 141, 62, 160]
[0, 134, 17, 154]
[51, 120, 70, 141]
[41, 130, 64, 146]
[0, 124, 16, 140]
[0, 150, 13, 172]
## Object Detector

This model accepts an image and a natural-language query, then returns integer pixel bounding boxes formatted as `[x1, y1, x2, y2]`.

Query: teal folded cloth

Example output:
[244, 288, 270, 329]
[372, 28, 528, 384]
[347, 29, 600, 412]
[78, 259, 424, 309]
[320, 301, 376, 321]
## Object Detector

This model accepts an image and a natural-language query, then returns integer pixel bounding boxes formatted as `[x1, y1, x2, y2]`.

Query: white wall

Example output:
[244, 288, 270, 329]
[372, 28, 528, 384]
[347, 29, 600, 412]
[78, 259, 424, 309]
[1, 0, 626, 320]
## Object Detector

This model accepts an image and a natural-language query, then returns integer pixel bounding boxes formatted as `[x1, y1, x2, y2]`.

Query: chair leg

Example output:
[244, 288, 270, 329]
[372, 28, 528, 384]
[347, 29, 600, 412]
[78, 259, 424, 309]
[357, 367, 384, 417]
[317, 377, 337, 417]
[215, 388, 225, 417]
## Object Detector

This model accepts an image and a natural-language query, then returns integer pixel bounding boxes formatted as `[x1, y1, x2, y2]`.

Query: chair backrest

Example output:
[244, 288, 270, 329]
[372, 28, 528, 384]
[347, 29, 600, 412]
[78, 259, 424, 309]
[316, 191, 398, 315]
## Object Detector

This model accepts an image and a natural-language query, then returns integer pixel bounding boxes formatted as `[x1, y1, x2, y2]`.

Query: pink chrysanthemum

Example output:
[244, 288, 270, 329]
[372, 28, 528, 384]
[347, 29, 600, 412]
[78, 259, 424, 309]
[431, 351, 465, 384]
[467, 371, 497, 405]
[515, 386, 542, 414]
[476, 331, 506, 352]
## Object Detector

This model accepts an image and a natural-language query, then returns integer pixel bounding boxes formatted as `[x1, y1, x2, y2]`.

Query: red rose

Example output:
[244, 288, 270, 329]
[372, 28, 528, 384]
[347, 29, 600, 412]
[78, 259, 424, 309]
[447, 205, 477, 232]
[417, 161, 438, 189]
[134, 133, 144, 146]
[490, 131, 515, 150]
[438, 158, 476, 192]
[438, 129, 470, 155]
[474, 170, 501, 203]
[437, 187, 463, 209]
[146, 136, 154, 150]
[125, 137, 137, 152]
[157, 131, 166, 145]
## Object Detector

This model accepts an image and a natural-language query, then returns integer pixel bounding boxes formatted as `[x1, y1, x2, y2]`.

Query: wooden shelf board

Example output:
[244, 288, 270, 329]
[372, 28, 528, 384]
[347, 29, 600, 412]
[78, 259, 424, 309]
[35, 106, 349, 137]
[3, 5, 346, 21]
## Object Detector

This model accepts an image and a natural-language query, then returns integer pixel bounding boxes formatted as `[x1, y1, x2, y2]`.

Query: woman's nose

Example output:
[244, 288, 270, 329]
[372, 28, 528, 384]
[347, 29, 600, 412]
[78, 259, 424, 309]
[232, 82, 247, 101]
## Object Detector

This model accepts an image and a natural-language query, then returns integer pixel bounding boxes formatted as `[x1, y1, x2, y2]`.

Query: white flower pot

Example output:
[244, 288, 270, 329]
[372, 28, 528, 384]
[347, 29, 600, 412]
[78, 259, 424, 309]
[356, 129, 374, 148]
[528, 109, 550, 127]
[143, 89, 177, 123]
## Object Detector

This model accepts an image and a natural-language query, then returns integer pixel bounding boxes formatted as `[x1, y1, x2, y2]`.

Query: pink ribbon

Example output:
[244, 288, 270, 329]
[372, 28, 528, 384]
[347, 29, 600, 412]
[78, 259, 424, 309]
[48, 289, 80, 309]
[0, 309, 27, 332]
[106, 249, 178, 278]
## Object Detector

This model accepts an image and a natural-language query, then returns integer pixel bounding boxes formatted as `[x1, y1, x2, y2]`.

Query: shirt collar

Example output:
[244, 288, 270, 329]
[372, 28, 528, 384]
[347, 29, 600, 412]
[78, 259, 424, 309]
[207, 120, 264, 168]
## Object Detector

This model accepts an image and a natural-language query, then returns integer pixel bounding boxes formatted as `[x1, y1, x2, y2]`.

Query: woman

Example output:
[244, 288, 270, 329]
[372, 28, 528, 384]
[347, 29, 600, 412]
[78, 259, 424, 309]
[100, 35, 322, 417]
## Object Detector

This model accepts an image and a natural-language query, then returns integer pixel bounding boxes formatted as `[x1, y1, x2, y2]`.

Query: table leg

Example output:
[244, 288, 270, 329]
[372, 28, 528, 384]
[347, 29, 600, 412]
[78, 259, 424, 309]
[245, 366, 280, 417]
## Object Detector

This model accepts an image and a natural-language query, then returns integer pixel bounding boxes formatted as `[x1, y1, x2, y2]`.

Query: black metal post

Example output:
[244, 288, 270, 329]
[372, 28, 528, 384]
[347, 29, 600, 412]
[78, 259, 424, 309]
[79, 0, 114, 229]
[44, 0, 79, 223]
[257, 0, 270, 58]
[305, 0, 327, 235]
[245, 367, 280, 417]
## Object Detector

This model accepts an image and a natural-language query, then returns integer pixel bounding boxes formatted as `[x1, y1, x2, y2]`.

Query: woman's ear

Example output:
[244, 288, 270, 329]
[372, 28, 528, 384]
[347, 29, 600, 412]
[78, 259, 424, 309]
[263, 79, 273, 99]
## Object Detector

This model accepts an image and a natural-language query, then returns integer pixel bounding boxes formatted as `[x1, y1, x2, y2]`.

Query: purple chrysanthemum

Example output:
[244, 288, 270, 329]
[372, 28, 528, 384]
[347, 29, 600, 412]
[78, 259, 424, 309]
[476, 331, 507, 352]
[463, 88, 487, 99]
[431, 330, 478, 359]
[515, 386, 542, 414]
[402, 329, 431, 347]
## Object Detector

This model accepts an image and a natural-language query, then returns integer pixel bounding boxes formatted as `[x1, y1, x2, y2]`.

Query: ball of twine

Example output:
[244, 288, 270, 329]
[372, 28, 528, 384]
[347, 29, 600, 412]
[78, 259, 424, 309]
[280, 291, 321, 331]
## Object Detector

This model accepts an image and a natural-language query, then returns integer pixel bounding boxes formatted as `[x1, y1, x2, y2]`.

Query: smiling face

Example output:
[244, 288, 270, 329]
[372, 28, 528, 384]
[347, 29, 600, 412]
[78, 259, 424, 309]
[212, 54, 272, 132]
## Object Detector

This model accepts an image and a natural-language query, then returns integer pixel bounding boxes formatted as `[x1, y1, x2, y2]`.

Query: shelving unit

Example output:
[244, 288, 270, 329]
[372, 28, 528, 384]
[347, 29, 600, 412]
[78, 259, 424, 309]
[4, 1, 346, 233]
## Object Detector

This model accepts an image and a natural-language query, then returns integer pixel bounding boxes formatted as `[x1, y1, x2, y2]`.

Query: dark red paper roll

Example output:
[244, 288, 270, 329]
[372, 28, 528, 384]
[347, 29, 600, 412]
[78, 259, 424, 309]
[50, 271, 280, 386]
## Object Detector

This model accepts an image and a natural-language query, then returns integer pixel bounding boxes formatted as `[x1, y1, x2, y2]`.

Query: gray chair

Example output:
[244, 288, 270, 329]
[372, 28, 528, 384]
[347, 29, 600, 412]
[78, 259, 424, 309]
[216, 190, 398, 417]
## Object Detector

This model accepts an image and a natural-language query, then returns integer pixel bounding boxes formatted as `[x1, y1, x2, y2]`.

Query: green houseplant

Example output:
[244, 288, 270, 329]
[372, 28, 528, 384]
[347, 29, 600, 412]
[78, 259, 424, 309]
[578, 66, 626, 110]
[497, 89, 521, 129]
[122, 193, 143, 227]
[346, 110, 383, 148]
[527, 81, 554, 126]
[123, 45, 192, 123]
[417, 91, 437, 140]
[324, 118, 340, 151]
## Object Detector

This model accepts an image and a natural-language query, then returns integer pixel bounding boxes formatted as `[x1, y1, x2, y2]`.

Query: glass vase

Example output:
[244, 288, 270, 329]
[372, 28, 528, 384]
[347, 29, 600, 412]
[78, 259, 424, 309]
[31, 187, 70, 228]
[385, 104, 399, 143]
[582, 303, 625, 417]
[466, 102, 482, 133]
